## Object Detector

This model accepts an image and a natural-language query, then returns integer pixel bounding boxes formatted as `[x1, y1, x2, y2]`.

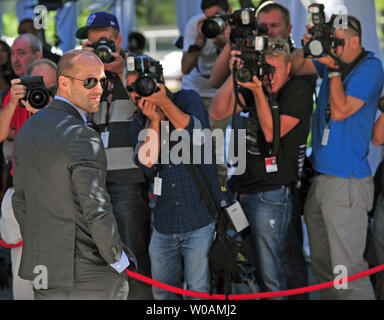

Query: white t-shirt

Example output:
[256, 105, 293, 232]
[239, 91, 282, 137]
[181, 13, 219, 98]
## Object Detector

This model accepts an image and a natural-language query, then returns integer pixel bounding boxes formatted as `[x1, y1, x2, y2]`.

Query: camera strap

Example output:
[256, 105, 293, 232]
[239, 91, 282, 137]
[104, 75, 115, 130]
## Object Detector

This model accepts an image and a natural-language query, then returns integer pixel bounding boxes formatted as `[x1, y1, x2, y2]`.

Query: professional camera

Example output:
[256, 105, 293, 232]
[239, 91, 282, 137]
[19, 76, 50, 109]
[126, 55, 164, 97]
[201, 12, 231, 39]
[303, 4, 345, 58]
[87, 37, 116, 63]
[234, 35, 274, 83]
[228, 8, 266, 44]
[202, 8, 264, 43]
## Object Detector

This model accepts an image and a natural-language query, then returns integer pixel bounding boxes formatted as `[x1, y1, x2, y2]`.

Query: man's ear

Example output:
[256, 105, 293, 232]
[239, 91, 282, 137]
[351, 35, 360, 49]
[116, 34, 123, 50]
[286, 61, 292, 76]
[35, 51, 43, 59]
[58, 75, 70, 92]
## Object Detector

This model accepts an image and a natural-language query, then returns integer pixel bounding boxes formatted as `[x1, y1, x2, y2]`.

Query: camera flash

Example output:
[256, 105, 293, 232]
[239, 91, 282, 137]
[126, 57, 135, 72]
[241, 10, 250, 25]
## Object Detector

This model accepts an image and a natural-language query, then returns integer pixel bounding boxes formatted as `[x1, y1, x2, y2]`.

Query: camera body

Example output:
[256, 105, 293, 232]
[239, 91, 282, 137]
[19, 76, 50, 109]
[126, 56, 164, 97]
[228, 8, 262, 44]
[303, 4, 345, 58]
[201, 8, 263, 44]
[87, 37, 116, 63]
[234, 35, 274, 83]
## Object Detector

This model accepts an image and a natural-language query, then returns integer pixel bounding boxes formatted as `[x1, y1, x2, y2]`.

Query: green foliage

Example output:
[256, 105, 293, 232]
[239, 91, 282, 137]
[2, 12, 18, 39]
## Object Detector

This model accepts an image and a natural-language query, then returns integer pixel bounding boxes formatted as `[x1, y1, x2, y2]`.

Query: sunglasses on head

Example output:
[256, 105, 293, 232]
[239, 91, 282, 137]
[62, 74, 107, 89]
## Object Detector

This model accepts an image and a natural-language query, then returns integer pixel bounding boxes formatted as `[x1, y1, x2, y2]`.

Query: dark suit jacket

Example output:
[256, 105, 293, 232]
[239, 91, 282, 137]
[12, 99, 134, 288]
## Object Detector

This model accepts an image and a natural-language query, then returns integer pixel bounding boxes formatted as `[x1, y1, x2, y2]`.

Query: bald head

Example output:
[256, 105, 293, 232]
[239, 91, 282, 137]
[57, 50, 103, 83]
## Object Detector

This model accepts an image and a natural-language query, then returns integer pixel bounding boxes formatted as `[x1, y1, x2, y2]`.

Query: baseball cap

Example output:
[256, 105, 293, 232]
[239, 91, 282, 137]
[76, 11, 120, 39]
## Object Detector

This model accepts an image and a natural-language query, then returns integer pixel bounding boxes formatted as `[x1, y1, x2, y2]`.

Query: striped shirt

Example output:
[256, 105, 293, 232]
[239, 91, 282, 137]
[88, 72, 146, 184]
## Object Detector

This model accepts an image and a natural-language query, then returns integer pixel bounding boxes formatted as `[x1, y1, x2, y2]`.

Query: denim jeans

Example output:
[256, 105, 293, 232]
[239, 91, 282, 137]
[149, 222, 215, 300]
[240, 186, 292, 299]
[107, 182, 153, 299]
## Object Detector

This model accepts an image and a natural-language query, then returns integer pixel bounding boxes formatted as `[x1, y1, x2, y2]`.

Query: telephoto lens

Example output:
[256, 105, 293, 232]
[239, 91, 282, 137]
[201, 15, 226, 38]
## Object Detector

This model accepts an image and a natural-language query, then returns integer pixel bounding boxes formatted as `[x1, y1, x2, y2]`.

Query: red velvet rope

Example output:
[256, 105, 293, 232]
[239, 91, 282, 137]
[0, 239, 23, 248]
[127, 264, 384, 300]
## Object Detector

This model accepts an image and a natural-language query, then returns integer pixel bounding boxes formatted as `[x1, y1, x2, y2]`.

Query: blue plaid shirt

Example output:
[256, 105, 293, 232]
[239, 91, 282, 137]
[130, 89, 228, 234]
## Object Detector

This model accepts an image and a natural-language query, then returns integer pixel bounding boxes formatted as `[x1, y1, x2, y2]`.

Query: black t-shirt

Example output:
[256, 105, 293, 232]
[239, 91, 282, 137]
[229, 77, 313, 194]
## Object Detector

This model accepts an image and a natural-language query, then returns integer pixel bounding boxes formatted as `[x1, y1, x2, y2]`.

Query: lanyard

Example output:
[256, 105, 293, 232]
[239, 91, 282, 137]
[104, 76, 114, 129]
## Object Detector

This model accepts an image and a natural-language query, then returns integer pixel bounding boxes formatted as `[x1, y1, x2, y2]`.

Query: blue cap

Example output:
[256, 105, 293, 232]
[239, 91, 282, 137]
[76, 11, 120, 39]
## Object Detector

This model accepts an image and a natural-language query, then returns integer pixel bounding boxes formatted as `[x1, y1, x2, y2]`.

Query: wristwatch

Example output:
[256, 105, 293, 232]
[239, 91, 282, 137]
[188, 44, 203, 53]
[328, 71, 342, 79]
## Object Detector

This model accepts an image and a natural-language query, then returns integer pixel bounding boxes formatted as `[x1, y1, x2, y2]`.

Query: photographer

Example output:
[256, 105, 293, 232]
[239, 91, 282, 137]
[291, 12, 384, 299]
[210, 38, 313, 296]
[0, 34, 43, 143]
[0, 57, 56, 300]
[76, 12, 152, 300]
[181, 0, 232, 185]
[128, 57, 227, 299]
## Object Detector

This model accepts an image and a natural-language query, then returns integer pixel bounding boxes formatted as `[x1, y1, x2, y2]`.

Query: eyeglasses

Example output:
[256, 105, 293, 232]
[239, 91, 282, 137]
[62, 74, 107, 89]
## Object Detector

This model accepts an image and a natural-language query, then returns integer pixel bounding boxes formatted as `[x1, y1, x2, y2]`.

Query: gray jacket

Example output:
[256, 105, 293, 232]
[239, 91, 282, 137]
[12, 99, 135, 288]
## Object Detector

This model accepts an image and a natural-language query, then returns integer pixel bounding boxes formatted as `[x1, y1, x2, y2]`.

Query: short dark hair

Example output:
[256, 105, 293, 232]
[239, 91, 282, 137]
[256, 1, 291, 27]
[329, 14, 362, 45]
[128, 31, 146, 51]
[200, 0, 229, 12]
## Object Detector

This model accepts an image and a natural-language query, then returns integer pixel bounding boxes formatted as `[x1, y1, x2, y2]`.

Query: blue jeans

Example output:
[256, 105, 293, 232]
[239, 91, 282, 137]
[107, 182, 153, 299]
[149, 222, 215, 300]
[240, 186, 292, 299]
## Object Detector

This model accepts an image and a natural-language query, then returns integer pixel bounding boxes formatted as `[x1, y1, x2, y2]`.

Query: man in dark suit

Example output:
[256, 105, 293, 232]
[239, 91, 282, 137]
[11, 50, 135, 300]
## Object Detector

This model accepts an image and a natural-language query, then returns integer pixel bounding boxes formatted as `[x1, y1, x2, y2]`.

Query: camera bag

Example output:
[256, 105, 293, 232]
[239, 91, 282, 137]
[183, 164, 257, 296]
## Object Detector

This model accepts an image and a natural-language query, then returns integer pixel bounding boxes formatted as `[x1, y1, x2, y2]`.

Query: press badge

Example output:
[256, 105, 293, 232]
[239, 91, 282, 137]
[101, 130, 110, 148]
[321, 126, 330, 146]
[154, 175, 162, 196]
[225, 201, 249, 233]
[265, 156, 278, 173]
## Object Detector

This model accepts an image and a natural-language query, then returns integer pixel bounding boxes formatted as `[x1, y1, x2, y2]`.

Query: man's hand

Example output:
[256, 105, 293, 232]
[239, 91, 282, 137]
[141, 84, 169, 110]
[103, 53, 125, 74]
[137, 98, 165, 123]
[315, 55, 340, 69]
[196, 16, 208, 48]
[229, 50, 244, 73]
[301, 25, 313, 47]
[213, 30, 227, 48]
[9, 79, 27, 108]
[238, 75, 263, 93]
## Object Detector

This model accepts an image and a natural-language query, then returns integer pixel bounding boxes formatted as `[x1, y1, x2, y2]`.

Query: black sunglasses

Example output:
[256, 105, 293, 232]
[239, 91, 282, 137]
[62, 74, 107, 89]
